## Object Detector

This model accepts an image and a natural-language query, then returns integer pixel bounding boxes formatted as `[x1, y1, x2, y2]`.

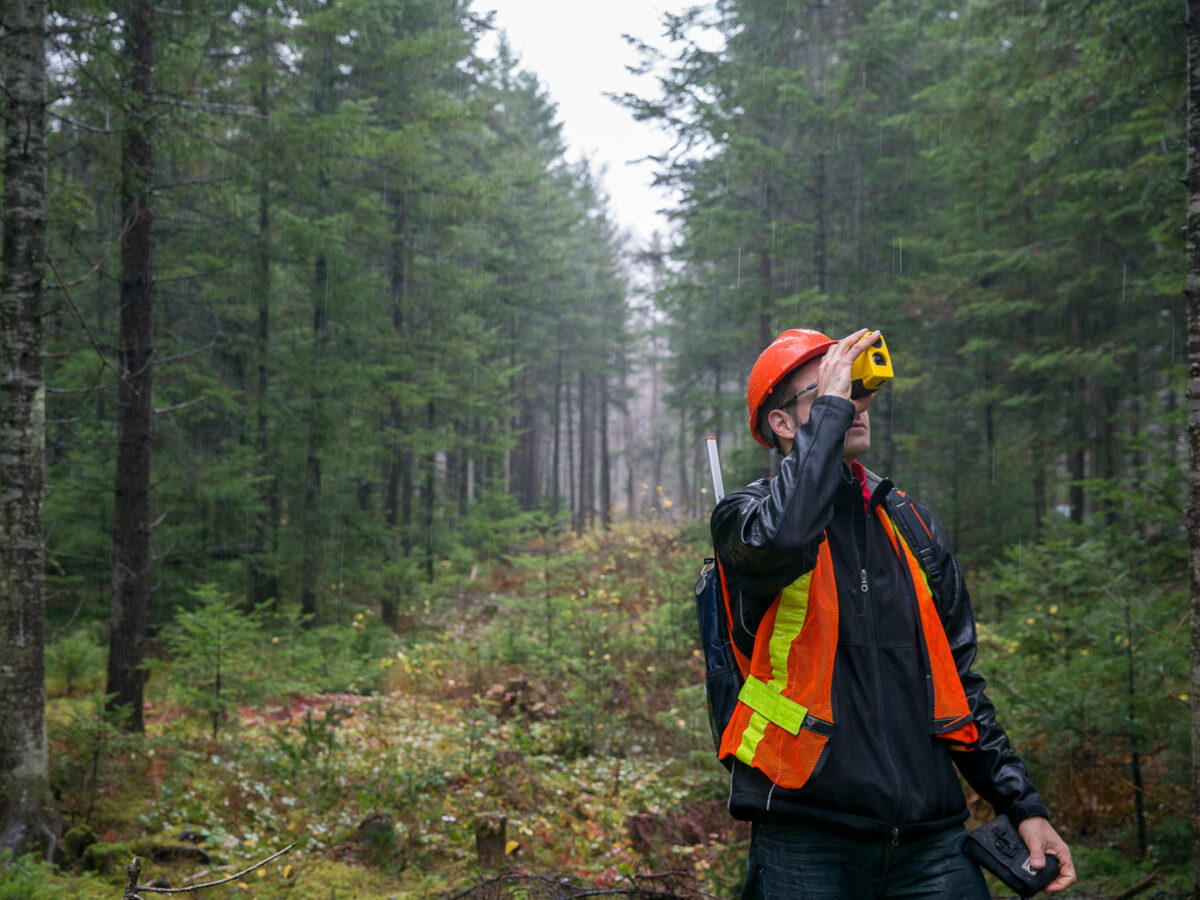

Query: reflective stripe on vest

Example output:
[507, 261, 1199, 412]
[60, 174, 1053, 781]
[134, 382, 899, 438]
[718, 505, 977, 790]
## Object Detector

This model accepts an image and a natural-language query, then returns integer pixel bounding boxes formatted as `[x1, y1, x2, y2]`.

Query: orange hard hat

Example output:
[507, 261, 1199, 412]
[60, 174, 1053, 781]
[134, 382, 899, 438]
[747, 328, 835, 447]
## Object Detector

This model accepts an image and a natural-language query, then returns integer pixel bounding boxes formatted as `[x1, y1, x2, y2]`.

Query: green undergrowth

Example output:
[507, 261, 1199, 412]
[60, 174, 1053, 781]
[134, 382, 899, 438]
[17, 518, 751, 898]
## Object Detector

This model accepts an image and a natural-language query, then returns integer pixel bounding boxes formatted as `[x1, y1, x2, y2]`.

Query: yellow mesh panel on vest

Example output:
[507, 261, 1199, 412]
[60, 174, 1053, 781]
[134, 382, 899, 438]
[724, 549, 837, 789]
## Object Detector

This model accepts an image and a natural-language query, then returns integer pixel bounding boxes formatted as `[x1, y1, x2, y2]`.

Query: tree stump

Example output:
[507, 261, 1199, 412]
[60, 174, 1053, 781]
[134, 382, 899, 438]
[474, 812, 507, 870]
[122, 857, 142, 900]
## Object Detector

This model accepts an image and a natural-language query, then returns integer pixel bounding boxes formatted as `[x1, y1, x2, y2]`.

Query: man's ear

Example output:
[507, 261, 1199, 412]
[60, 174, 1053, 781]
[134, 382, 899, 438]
[766, 407, 797, 445]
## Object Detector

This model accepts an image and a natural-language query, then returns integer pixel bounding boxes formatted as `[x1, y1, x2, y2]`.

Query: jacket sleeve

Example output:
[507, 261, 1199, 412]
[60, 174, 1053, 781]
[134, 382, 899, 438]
[710, 396, 854, 649]
[921, 504, 1050, 827]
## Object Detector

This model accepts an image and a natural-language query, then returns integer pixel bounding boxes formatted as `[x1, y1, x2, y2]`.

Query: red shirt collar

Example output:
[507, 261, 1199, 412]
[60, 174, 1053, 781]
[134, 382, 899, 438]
[850, 460, 870, 510]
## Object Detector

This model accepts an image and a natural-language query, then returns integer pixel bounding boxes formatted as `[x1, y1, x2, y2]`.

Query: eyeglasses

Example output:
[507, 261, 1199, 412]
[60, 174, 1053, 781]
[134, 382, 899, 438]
[779, 382, 818, 409]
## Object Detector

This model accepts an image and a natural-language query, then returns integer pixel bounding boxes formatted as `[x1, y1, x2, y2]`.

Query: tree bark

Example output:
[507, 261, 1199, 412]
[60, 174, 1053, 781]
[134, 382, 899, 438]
[301, 21, 334, 624]
[380, 187, 409, 631]
[577, 371, 592, 531]
[566, 369, 576, 522]
[249, 0, 277, 611]
[107, 0, 156, 734]
[423, 401, 436, 581]
[621, 344, 635, 519]
[474, 812, 507, 870]
[1, 0, 58, 854]
[1185, 0, 1200, 891]
[599, 372, 611, 528]
[677, 406, 690, 518]
[552, 344, 562, 516]
[812, 0, 827, 296]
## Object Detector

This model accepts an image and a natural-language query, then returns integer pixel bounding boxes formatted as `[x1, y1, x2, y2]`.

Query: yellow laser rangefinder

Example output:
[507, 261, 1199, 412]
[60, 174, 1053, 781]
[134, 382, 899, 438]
[850, 332, 893, 398]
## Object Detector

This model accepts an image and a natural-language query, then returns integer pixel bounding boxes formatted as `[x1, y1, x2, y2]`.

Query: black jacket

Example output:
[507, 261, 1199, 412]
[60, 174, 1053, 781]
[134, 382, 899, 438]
[711, 395, 1048, 839]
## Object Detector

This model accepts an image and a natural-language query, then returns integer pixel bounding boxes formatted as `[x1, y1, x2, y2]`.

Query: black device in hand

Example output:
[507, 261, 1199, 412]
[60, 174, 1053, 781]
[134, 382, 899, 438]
[964, 814, 1059, 898]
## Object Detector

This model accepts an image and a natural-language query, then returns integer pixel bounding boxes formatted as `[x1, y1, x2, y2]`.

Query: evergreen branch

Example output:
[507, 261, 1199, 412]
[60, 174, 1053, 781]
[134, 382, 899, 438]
[149, 96, 266, 119]
[1100, 584, 1185, 646]
[48, 256, 121, 380]
[47, 14, 121, 37]
[45, 342, 215, 397]
[47, 382, 114, 396]
[48, 250, 117, 289]
[156, 341, 215, 366]
[1096, 757, 1195, 823]
[152, 396, 207, 416]
[47, 110, 112, 134]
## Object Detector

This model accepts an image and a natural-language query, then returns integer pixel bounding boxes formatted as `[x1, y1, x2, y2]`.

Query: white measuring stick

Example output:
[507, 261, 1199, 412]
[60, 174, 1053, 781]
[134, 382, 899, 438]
[704, 436, 725, 504]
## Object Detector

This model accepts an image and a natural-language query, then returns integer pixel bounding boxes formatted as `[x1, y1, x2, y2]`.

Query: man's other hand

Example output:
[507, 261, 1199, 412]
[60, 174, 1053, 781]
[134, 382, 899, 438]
[1017, 816, 1076, 893]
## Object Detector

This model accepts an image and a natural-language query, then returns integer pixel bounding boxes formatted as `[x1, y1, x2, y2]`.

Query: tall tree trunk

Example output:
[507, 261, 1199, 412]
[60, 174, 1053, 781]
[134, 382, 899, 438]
[812, 0, 827, 295]
[649, 334, 665, 511]
[599, 373, 611, 528]
[0, 0, 58, 854]
[621, 345, 635, 519]
[301, 260, 326, 623]
[423, 401, 436, 582]
[1184, 1, 1200, 890]
[813, 149, 826, 294]
[301, 25, 334, 624]
[381, 418, 400, 630]
[566, 369, 577, 522]
[249, 1, 277, 610]
[400, 446, 414, 556]
[677, 406, 690, 518]
[1124, 602, 1148, 858]
[1068, 445, 1085, 525]
[1098, 390, 1119, 526]
[1068, 308, 1087, 524]
[515, 374, 537, 509]
[107, 0, 156, 734]
[1032, 454, 1046, 543]
[578, 371, 592, 531]
[380, 190, 408, 631]
[552, 344, 562, 516]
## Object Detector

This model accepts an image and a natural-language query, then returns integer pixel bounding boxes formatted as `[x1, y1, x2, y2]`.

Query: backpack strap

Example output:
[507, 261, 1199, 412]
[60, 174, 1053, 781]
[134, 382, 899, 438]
[883, 488, 942, 583]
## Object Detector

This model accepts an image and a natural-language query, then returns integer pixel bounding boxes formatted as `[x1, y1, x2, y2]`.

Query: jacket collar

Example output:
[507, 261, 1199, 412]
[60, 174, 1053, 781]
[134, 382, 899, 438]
[858, 463, 894, 510]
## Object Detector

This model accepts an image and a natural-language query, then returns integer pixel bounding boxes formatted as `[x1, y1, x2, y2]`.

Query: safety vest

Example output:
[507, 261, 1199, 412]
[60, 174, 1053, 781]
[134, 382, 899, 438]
[717, 504, 979, 790]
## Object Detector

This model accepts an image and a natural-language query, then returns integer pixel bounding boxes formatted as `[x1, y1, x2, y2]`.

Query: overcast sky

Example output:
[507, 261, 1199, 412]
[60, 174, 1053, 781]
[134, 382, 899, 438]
[477, 0, 686, 246]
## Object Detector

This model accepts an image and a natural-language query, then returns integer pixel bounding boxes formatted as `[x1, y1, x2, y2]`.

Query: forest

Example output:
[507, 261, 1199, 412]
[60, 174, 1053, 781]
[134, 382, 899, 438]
[0, 0, 1191, 897]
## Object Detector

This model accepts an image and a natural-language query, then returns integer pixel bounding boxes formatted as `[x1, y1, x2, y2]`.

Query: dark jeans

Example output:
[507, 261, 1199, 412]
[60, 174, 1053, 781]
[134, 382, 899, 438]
[741, 820, 990, 899]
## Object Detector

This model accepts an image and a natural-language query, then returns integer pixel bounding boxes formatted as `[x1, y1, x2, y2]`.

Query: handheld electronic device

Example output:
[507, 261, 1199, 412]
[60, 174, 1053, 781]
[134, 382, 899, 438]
[964, 815, 1059, 898]
[850, 332, 893, 398]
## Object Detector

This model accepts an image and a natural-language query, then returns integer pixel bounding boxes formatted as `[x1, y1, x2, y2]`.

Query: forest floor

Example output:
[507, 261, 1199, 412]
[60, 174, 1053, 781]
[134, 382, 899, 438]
[3, 519, 1188, 899]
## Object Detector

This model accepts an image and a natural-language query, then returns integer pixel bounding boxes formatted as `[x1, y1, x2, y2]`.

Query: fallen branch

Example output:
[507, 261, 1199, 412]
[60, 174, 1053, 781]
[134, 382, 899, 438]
[121, 841, 296, 898]
[1110, 870, 1160, 900]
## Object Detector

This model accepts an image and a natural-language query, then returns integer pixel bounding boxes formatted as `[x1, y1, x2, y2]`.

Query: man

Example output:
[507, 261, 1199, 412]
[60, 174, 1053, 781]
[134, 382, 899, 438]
[711, 328, 1076, 898]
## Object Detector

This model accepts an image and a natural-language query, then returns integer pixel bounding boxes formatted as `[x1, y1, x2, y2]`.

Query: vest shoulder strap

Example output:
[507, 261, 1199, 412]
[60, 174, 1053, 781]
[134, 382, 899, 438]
[883, 488, 942, 583]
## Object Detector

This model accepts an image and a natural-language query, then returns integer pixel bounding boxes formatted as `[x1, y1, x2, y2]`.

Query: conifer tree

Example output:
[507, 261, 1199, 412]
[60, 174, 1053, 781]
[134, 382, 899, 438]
[1185, 0, 1200, 885]
[107, 0, 157, 732]
[0, 0, 58, 855]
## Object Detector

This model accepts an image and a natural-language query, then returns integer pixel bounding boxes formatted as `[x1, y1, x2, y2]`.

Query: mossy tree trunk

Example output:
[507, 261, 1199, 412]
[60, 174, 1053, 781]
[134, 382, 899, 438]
[1187, 0, 1200, 892]
[0, 0, 58, 856]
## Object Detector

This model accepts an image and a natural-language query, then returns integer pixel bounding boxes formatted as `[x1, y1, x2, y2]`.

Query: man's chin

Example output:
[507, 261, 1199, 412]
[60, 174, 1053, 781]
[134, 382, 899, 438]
[843, 437, 870, 462]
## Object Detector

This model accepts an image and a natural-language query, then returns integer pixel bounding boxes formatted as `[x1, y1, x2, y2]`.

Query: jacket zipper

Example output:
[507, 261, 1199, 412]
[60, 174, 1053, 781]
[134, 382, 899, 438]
[857, 498, 906, 840]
